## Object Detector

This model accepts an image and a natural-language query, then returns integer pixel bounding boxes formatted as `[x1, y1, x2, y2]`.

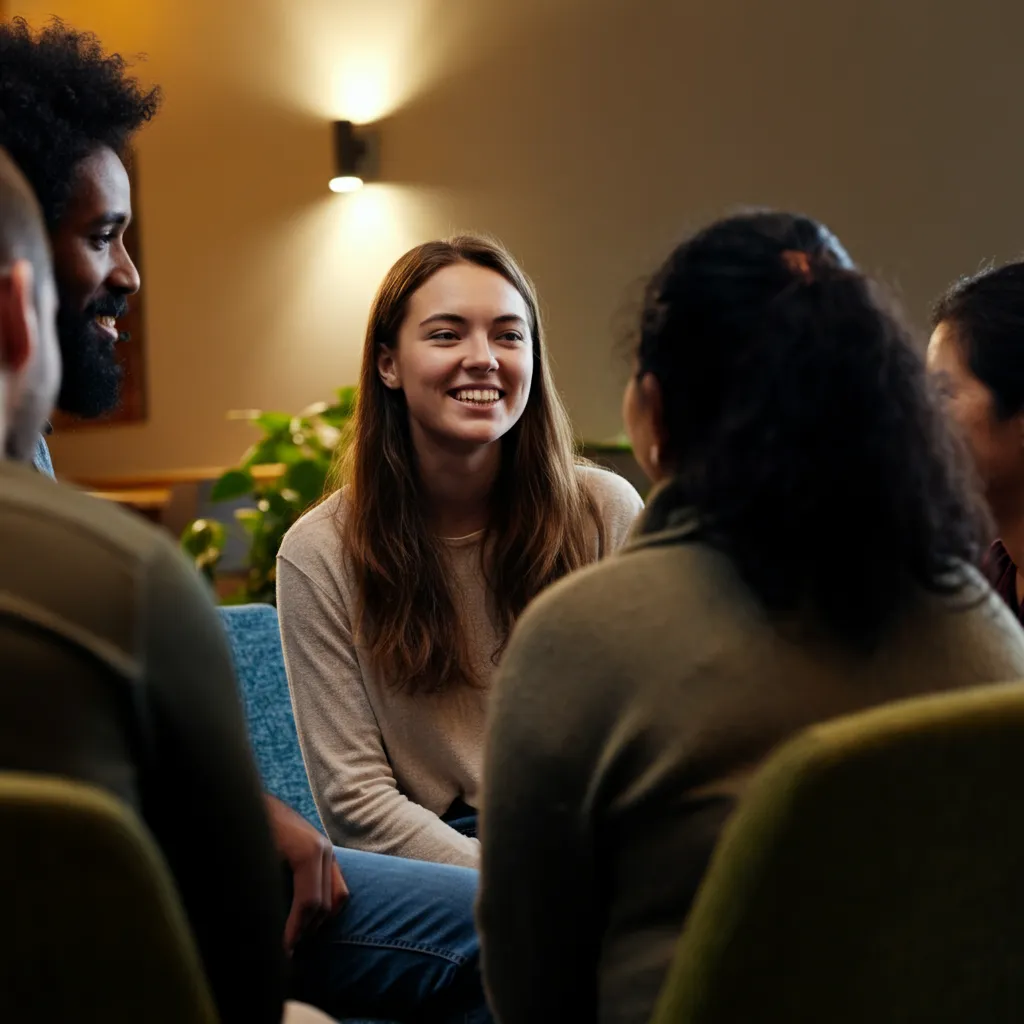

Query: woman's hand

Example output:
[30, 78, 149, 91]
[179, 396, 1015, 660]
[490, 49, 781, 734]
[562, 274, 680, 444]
[263, 794, 349, 951]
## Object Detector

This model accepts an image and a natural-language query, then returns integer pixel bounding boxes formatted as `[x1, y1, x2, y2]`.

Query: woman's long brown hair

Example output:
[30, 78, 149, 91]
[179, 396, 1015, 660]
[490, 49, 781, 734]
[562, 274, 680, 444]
[334, 235, 601, 695]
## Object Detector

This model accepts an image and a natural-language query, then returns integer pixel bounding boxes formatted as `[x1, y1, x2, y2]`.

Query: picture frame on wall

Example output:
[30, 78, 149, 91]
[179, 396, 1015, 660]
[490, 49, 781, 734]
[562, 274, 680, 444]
[51, 152, 148, 431]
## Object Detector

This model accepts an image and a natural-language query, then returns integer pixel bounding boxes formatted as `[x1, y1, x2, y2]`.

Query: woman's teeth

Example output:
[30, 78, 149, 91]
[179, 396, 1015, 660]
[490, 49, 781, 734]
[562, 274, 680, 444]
[452, 388, 501, 405]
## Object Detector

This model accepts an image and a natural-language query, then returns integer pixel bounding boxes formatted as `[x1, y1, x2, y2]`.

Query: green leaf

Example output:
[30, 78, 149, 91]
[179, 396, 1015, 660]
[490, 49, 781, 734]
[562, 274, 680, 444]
[285, 458, 328, 508]
[297, 401, 329, 420]
[323, 388, 357, 422]
[203, 387, 357, 603]
[578, 434, 633, 453]
[239, 439, 276, 468]
[234, 507, 264, 538]
[263, 490, 293, 519]
[283, 446, 311, 465]
[180, 518, 227, 583]
[210, 468, 255, 502]
[181, 517, 226, 556]
[254, 411, 292, 437]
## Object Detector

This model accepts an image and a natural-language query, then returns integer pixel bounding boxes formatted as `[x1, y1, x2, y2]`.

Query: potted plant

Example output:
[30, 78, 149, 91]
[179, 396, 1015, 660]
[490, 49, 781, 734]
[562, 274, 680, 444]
[182, 386, 356, 604]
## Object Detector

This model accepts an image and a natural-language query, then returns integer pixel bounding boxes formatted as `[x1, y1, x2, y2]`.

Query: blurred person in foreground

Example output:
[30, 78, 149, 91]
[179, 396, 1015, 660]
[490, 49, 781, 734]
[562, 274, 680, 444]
[478, 211, 1024, 1023]
[0, 145, 342, 1024]
[0, 17, 489, 1024]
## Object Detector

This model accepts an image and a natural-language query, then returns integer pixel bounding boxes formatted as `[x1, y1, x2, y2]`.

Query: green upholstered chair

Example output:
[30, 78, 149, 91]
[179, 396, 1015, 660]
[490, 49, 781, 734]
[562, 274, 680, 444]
[0, 772, 219, 1024]
[650, 682, 1024, 1024]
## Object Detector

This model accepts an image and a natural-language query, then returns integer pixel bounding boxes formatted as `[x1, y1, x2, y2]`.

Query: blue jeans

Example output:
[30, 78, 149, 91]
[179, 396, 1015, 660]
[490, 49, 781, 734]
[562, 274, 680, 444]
[289, 848, 491, 1024]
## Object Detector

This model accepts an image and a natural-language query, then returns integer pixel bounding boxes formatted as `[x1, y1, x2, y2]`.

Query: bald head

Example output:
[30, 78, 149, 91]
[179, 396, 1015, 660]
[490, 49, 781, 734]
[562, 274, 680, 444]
[0, 146, 60, 463]
[0, 149, 50, 279]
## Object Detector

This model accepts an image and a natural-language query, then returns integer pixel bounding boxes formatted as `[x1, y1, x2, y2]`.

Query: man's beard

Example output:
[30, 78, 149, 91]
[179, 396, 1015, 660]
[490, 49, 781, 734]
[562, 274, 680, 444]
[55, 295, 128, 419]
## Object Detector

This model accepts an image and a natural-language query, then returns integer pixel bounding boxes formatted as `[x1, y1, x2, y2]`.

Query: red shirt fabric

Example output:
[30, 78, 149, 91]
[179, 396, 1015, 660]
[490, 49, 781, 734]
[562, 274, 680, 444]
[984, 540, 1024, 626]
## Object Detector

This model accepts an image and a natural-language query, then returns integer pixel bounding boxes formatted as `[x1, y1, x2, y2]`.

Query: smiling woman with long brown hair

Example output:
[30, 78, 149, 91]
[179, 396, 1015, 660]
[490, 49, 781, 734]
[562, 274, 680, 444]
[277, 235, 643, 865]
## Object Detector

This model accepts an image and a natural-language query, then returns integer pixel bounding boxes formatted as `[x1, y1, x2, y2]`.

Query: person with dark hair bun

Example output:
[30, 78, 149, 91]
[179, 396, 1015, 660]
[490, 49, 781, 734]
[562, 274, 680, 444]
[478, 212, 1024, 1024]
[929, 261, 1024, 625]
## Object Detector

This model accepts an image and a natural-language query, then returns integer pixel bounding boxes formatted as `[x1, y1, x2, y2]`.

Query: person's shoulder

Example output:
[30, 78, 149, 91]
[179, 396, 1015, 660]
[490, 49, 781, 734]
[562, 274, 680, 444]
[0, 462, 203, 662]
[0, 460, 176, 566]
[575, 462, 645, 550]
[512, 524, 702, 651]
[934, 563, 1024, 655]
[277, 488, 348, 580]
[576, 462, 643, 510]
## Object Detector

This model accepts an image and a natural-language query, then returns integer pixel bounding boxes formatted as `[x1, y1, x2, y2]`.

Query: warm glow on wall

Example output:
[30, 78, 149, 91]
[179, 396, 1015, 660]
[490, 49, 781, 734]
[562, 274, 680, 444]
[281, 0, 444, 123]
[332, 61, 395, 124]
[253, 182, 435, 385]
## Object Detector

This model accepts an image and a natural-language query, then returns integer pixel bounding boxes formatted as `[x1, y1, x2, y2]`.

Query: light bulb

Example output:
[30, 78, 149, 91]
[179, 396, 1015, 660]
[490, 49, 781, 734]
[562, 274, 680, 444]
[329, 175, 364, 193]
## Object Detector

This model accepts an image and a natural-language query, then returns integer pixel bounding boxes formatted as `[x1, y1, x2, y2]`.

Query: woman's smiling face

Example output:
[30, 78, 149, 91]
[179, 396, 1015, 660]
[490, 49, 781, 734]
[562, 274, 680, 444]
[378, 261, 534, 454]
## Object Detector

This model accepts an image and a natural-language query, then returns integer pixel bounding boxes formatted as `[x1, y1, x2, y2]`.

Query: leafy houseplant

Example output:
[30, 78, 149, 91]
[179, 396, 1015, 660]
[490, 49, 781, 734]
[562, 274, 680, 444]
[181, 387, 357, 604]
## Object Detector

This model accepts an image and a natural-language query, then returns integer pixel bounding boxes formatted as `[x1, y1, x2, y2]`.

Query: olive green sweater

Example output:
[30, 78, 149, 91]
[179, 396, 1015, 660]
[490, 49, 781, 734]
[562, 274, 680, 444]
[479, 511, 1024, 1024]
[0, 460, 286, 1024]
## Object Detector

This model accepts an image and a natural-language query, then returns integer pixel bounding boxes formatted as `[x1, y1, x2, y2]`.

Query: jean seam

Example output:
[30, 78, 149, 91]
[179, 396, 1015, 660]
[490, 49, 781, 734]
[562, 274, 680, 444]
[330, 934, 470, 966]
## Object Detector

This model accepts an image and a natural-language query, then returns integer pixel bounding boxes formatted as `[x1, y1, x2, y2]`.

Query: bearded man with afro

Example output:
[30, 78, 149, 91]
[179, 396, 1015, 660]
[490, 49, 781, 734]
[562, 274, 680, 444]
[0, 17, 159, 423]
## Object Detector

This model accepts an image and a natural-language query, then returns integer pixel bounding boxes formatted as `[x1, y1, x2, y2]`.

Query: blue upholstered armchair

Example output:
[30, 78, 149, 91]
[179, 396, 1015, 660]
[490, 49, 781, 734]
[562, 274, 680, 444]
[217, 603, 321, 829]
[219, 604, 394, 1024]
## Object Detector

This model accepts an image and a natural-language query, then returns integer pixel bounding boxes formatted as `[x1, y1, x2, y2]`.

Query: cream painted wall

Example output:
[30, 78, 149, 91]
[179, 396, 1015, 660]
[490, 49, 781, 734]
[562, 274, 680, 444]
[10, 0, 1024, 477]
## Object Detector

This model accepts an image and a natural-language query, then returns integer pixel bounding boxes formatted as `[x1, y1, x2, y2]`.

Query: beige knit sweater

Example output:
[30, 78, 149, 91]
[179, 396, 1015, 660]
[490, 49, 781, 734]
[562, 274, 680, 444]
[277, 465, 644, 866]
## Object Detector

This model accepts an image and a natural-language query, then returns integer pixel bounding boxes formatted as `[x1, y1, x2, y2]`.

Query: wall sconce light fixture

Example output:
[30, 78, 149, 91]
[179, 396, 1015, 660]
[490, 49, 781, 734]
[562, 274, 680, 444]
[329, 120, 378, 193]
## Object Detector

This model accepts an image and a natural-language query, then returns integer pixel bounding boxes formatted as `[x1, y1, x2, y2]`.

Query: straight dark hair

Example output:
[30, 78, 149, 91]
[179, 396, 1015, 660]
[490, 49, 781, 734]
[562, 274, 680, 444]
[932, 260, 1024, 419]
[636, 211, 984, 650]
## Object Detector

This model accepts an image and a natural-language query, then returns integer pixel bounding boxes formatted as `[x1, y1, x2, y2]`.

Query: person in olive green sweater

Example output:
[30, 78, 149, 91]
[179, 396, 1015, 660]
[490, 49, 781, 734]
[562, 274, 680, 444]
[478, 212, 1024, 1024]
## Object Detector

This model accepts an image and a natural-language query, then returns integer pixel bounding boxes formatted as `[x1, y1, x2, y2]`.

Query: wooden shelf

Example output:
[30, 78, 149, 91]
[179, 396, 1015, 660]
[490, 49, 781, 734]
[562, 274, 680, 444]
[68, 463, 285, 491]
[88, 487, 172, 510]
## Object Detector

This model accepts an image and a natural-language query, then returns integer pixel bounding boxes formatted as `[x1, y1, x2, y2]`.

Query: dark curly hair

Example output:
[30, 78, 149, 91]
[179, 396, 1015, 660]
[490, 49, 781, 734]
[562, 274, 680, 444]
[933, 260, 1024, 420]
[0, 17, 161, 228]
[636, 211, 984, 651]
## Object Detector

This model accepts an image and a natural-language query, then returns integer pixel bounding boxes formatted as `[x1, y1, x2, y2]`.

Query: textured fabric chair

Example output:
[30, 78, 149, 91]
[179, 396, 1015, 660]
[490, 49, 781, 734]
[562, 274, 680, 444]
[0, 772, 219, 1023]
[220, 606, 396, 1024]
[650, 681, 1024, 1024]
[219, 602, 321, 828]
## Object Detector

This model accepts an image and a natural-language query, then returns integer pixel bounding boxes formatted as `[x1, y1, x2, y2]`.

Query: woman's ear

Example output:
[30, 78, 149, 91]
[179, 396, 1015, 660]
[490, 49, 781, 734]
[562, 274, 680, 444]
[638, 371, 670, 467]
[377, 346, 401, 390]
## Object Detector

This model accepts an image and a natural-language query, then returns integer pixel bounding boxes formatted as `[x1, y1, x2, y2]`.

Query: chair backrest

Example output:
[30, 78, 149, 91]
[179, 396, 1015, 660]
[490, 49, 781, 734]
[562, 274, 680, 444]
[218, 603, 321, 828]
[0, 772, 218, 1024]
[650, 681, 1024, 1024]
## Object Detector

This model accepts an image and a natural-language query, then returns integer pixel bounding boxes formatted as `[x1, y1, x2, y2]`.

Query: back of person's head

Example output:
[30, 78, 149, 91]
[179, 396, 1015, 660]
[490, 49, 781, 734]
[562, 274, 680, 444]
[0, 147, 60, 460]
[0, 17, 160, 228]
[0, 149, 50, 276]
[338, 234, 598, 694]
[932, 261, 1024, 420]
[634, 210, 982, 650]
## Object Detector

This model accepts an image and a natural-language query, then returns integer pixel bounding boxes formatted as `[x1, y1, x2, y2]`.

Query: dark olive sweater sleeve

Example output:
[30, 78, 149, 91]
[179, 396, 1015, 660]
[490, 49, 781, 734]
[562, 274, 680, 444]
[138, 540, 288, 1024]
[479, 585, 608, 1023]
